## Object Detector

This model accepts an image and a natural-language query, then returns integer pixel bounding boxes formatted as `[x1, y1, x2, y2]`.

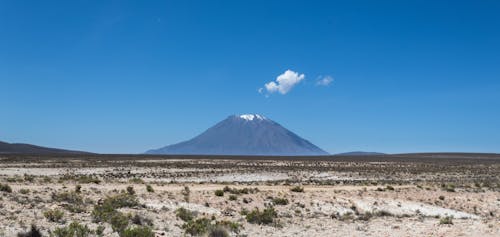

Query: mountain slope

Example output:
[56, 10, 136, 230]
[147, 114, 328, 156]
[0, 141, 89, 154]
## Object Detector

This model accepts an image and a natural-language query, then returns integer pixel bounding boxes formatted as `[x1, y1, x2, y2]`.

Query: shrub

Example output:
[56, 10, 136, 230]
[60, 174, 101, 184]
[245, 207, 277, 225]
[121, 226, 154, 237]
[214, 190, 224, 197]
[182, 218, 212, 236]
[51, 191, 83, 204]
[19, 188, 30, 194]
[24, 174, 35, 182]
[439, 195, 445, 201]
[376, 187, 385, 192]
[216, 220, 240, 233]
[91, 193, 138, 223]
[386, 185, 395, 191]
[146, 185, 154, 193]
[272, 197, 289, 205]
[228, 195, 237, 201]
[109, 212, 129, 233]
[75, 185, 82, 193]
[176, 207, 195, 222]
[0, 183, 12, 193]
[182, 186, 190, 202]
[129, 178, 144, 184]
[17, 225, 42, 237]
[126, 186, 135, 195]
[439, 216, 453, 225]
[290, 186, 304, 192]
[131, 213, 153, 227]
[44, 209, 64, 223]
[51, 222, 93, 237]
[208, 226, 229, 237]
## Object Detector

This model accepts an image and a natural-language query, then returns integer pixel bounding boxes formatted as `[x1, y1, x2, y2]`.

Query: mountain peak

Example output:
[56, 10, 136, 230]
[237, 114, 266, 121]
[147, 114, 328, 156]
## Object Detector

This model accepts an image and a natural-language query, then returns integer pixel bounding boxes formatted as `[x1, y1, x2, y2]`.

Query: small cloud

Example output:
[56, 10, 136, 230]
[316, 75, 333, 86]
[261, 70, 305, 95]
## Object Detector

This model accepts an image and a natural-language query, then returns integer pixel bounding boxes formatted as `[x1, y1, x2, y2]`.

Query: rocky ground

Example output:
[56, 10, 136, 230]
[0, 154, 499, 237]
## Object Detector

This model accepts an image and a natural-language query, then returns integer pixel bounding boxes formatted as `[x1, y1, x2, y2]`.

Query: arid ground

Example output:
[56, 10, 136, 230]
[0, 153, 499, 237]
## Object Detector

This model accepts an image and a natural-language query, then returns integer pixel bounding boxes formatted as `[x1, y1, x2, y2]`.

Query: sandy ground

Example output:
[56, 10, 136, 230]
[0, 156, 499, 237]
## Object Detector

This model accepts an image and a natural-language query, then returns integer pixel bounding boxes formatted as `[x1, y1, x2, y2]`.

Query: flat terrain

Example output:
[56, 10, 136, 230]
[0, 153, 499, 237]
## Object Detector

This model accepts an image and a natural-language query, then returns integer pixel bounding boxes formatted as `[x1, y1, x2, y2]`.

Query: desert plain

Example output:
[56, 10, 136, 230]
[0, 153, 499, 237]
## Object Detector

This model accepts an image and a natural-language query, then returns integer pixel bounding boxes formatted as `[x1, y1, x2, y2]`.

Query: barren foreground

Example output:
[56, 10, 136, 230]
[0, 154, 499, 237]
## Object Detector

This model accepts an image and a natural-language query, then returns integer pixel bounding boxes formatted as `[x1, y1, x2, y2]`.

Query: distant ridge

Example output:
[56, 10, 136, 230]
[335, 151, 386, 156]
[147, 114, 328, 156]
[0, 140, 90, 154]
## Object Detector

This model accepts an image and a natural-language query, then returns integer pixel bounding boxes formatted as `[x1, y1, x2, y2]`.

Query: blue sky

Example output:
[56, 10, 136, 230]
[1, 1, 499, 154]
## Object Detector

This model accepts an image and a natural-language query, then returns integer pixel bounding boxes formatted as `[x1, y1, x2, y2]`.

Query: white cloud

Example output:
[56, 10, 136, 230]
[261, 70, 305, 95]
[316, 75, 333, 86]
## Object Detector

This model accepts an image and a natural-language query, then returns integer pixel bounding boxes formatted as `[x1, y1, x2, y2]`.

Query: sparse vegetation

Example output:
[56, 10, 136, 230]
[176, 207, 195, 222]
[245, 207, 277, 225]
[126, 186, 135, 195]
[290, 186, 304, 192]
[51, 222, 93, 237]
[215, 189, 224, 196]
[182, 218, 212, 236]
[439, 216, 454, 225]
[44, 209, 65, 223]
[272, 197, 289, 205]
[121, 226, 154, 237]
[0, 183, 12, 193]
[228, 194, 237, 201]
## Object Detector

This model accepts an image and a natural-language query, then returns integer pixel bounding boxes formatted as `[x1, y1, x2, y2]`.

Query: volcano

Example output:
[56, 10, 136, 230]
[146, 114, 328, 156]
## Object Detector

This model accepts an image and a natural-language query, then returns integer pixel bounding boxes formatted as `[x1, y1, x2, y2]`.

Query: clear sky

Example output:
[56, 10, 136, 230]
[1, 1, 499, 154]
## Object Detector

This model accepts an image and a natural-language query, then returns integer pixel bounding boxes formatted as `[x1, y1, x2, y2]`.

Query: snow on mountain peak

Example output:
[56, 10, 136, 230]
[239, 114, 266, 121]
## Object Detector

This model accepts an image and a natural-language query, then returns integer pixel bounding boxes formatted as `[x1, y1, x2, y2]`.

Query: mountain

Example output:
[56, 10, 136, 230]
[146, 114, 328, 156]
[0, 140, 89, 154]
[335, 151, 386, 156]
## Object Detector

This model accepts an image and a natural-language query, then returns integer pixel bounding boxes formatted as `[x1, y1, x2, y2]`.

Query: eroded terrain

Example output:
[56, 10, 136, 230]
[0, 154, 499, 237]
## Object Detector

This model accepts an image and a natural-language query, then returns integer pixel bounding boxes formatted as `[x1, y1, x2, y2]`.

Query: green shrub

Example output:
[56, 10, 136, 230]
[176, 207, 195, 222]
[44, 209, 65, 223]
[386, 185, 395, 191]
[19, 188, 30, 194]
[110, 212, 129, 233]
[59, 174, 101, 184]
[216, 220, 240, 233]
[121, 226, 154, 237]
[24, 174, 35, 182]
[52, 191, 84, 204]
[290, 186, 304, 192]
[146, 185, 154, 193]
[272, 197, 289, 205]
[439, 216, 453, 225]
[91, 193, 138, 223]
[228, 195, 237, 201]
[214, 190, 224, 197]
[182, 218, 212, 236]
[51, 222, 93, 237]
[245, 207, 277, 225]
[0, 183, 12, 193]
